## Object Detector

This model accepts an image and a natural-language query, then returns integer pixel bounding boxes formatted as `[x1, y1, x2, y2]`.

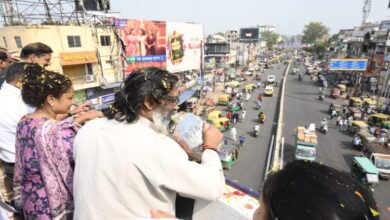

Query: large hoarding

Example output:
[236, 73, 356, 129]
[115, 19, 167, 76]
[239, 28, 259, 42]
[329, 59, 368, 71]
[166, 22, 203, 73]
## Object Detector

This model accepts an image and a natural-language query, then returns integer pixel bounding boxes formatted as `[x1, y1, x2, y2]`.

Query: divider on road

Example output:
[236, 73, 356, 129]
[271, 59, 292, 172]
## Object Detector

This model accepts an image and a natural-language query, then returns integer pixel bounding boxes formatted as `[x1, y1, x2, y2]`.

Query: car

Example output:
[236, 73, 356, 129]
[264, 86, 274, 96]
[267, 75, 275, 83]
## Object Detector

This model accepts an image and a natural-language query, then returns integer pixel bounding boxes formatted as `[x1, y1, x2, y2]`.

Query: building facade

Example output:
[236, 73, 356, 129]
[0, 25, 122, 105]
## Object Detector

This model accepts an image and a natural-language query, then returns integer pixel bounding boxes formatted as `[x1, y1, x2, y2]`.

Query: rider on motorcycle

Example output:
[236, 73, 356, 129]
[258, 112, 266, 123]
[254, 124, 260, 135]
[256, 100, 262, 109]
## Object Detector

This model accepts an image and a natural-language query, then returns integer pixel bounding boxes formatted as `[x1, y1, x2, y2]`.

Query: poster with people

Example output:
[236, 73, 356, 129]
[115, 19, 167, 76]
[166, 22, 203, 73]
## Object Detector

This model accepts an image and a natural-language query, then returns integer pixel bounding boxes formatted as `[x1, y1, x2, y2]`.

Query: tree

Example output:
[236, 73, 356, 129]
[302, 22, 330, 44]
[261, 31, 279, 49]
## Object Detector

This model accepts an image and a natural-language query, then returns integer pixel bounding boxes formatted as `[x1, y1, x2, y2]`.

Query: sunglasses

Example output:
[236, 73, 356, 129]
[162, 95, 179, 104]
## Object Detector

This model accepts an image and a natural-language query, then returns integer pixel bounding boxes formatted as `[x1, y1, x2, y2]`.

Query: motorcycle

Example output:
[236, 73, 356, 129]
[320, 124, 328, 134]
[319, 94, 324, 101]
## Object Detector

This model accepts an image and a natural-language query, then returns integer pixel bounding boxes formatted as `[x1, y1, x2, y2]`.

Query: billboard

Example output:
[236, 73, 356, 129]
[166, 22, 203, 73]
[329, 59, 368, 71]
[115, 19, 167, 76]
[239, 28, 259, 42]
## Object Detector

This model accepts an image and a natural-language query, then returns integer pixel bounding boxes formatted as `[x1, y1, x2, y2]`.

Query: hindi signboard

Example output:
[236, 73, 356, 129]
[329, 59, 368, 71]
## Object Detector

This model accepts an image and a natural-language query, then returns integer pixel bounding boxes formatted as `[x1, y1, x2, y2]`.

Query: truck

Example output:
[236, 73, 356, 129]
[295, 124, 318, 161]
[363, 143, 390, 180]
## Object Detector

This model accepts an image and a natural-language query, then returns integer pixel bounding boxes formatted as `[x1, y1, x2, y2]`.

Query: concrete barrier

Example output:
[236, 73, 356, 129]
[271, 59, 292, 171]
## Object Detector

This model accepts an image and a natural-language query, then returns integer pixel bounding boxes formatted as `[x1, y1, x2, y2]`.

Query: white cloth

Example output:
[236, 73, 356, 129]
[73, 117, 225, 219]
[0, 82, 34, 163]
[230, 127, 237, 142]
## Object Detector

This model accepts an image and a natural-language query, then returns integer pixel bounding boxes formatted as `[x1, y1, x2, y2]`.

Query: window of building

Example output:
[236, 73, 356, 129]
[14, 36, 22, 48]
[86, 63, 93, 75]
[100, 35, 111, 46]
[3, 36, 7, 48]
[67, 35, 81, 48]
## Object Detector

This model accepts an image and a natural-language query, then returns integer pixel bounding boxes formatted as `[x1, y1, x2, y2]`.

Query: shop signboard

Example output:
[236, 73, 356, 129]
[100, 93, 115, 104]
[329, 59, 368, 71]
[166, 22, 203, 73]
[60, 51, 98, 66]
[114, 19, 167, 76]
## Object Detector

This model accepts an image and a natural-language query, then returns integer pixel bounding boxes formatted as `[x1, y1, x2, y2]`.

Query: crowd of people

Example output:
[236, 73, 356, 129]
[0, 43, 381, 220]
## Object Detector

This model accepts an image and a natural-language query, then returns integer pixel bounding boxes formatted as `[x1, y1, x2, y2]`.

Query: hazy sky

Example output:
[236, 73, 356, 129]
[111, 0, 390, 35]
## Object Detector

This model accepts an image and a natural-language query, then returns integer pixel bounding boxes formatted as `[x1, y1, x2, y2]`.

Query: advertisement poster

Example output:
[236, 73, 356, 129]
[166, 22, 203, 73]
[115, 19, 167, 76]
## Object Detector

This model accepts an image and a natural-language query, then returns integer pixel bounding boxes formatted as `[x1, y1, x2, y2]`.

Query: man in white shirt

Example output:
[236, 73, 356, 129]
[73, 67, 225, 219]
[0, 63, 34, 203]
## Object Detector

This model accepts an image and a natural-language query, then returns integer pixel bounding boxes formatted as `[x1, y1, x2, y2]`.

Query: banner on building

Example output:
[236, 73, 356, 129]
[329, 59, 368, 71]
[115, 19, 167, 76]
[166, 22, 203, 73]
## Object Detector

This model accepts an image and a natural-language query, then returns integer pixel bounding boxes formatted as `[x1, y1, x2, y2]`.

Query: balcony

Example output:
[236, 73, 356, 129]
[69, 74, 100, 90]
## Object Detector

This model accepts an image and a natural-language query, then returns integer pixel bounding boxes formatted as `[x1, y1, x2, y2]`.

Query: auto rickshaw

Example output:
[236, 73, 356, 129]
[207, 110, 223, 121]
[349, 121, 368, 134]
[349, 97, 363, 108]
[245, 83, 256, 91]
[364, 98, 377, 109]
[368, 113, 390, 127]
[218, 94, 230, 105]
[351, 156, 379, 189]
[209, 117, 231, 132]
[356, 131, 376, 146]
[227, 100, 242, 111]
[330, 88, 341, 99]
[348, 107, 362, 119]
[219, 145, 239, 170]
[328, 103, 342, 115]
[225, 81, 240, 87]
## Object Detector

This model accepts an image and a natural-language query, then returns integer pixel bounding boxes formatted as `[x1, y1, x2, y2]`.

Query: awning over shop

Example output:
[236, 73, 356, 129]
[178, 89, 197, 105]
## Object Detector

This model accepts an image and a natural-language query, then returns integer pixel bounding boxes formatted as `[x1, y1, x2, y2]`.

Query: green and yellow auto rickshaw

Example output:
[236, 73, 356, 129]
[218, 94, 230, 105]
[349, 97, 363, 108]
[219, 145, 239, 170]
[209, 117, 231, 132]
[207, 110, 223, 121]
[368, 113, 390, 127]
[349, 121, 369, 134]
[227, 100, 242, 111]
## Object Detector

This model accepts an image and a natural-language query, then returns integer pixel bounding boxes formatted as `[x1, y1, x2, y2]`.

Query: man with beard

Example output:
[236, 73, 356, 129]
[72, 67, 225, 219]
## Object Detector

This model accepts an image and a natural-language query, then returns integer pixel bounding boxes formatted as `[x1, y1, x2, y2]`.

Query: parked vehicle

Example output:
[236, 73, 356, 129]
[349, 107, 362, 120]
[295, 124, 318, 161]
[351, 156, 379, 190]
[349, 97, 363, 108]
[349, 121, 369, 134]
[368, 113, 390, 127]
[218, 94, 230, 105]
[362, 142, 390, 180]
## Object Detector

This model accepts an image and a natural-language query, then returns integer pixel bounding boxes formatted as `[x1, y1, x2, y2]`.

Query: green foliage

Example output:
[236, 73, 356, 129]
[302, 22, 330, 44]
[261, 31, 279, 49]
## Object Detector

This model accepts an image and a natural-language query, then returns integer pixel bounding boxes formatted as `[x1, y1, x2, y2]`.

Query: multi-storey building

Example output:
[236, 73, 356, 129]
[0, 25, 122, 105]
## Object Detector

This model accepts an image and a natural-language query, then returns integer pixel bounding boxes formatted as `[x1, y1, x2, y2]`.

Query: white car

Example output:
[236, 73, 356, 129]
[267, 75, 275, 83]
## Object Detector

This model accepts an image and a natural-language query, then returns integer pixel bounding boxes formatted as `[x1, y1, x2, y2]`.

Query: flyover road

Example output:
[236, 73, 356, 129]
[224, 62, 288, 191]
[282, 62, 390, 219]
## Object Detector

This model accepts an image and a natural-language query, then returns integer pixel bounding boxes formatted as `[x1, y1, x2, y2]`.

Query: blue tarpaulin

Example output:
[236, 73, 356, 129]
[178, 89, 197, 105]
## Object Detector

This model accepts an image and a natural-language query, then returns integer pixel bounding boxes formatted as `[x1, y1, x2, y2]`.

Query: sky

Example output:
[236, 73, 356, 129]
[111, 0, 390, 36]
